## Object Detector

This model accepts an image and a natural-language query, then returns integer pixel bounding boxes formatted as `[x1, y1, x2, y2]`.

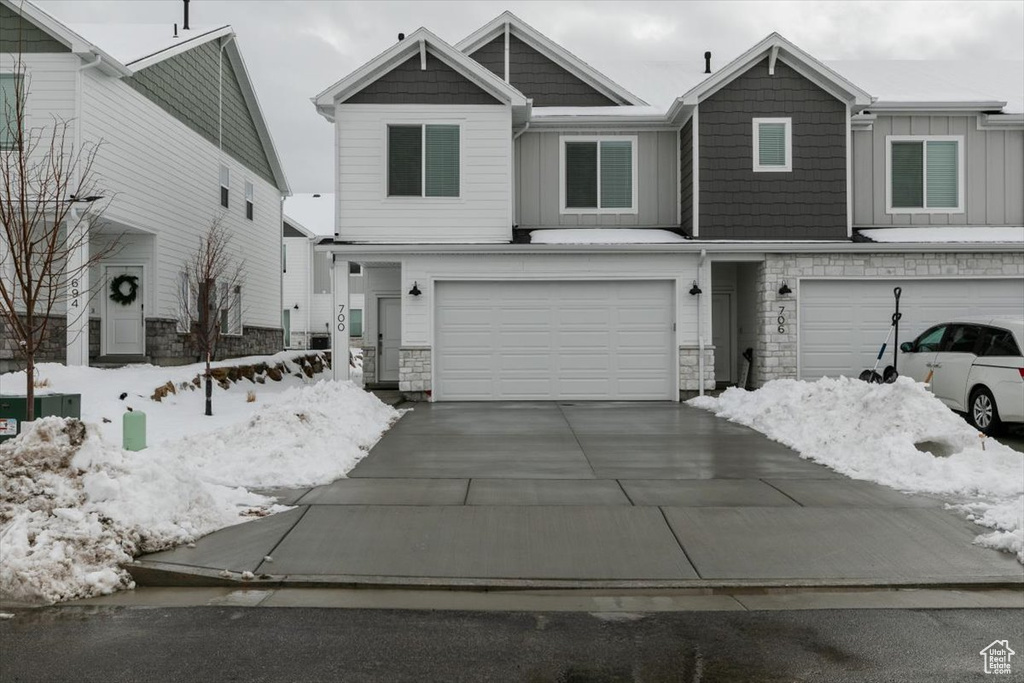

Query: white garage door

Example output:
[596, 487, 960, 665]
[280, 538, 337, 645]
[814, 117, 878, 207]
[435, 280, 675, 400]
[800, 278, 1024, 380]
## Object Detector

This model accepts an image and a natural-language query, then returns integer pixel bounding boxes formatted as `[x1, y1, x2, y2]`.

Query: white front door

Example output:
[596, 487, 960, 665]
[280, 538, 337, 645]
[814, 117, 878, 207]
[378, 297, 401, 382]
[104, 265, 145, 356]
[712, 293, 734, 384]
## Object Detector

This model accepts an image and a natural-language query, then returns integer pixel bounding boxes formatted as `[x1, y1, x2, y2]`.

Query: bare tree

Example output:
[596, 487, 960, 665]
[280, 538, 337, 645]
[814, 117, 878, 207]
[175, 218, 245, 416]
[0, 56, 116, 421]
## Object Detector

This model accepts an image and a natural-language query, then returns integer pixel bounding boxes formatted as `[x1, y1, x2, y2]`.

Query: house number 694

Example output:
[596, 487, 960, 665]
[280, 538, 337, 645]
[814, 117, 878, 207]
[336, 304, 346, 332]
[777, 305, 786, 334]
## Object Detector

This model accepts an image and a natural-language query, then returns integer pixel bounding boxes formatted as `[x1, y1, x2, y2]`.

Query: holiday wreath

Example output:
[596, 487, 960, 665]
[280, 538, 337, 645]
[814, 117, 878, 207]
[109, 274, 139, 306]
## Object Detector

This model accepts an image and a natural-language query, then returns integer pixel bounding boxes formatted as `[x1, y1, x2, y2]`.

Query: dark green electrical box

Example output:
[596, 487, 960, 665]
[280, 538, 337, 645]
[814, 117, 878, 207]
[0, 394, 82, 442]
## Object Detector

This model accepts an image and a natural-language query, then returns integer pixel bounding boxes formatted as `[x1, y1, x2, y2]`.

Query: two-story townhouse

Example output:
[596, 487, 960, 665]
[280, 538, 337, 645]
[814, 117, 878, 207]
[314, 12, 1023, 402]
[282, 193, 364, 351]
[0, 0, 289, 372]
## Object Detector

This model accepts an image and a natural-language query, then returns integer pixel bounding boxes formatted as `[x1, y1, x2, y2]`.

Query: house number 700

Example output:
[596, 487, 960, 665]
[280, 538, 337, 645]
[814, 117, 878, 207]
[336, 304, 346, 332]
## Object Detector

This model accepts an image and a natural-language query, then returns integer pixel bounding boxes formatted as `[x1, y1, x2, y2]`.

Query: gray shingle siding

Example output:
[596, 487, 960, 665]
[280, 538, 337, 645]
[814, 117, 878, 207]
[345, 53, 500, 105]
[680, 118, 693, 234]
[0, 5, 68, 53]
[124, 41, 278, 187]
[698, 57, 847, 240]
[469, 35, 617, 107]
[283, 222, 306, 238]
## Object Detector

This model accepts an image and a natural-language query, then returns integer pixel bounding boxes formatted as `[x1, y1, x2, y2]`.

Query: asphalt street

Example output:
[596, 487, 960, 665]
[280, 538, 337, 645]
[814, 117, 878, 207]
[2, 606, 1022, 682]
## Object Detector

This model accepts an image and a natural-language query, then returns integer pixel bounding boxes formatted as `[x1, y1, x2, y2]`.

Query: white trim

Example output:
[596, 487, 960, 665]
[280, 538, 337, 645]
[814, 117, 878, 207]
[419, 39, 427, 71]
[768, 45, 779, 76]
[558, 135, 639, 215]
[692, 107, 699, 237]
[503, 21, 510, 83]
[752, 117, 792, 173]
[845, 104, 852, 237]
[128, 26, 234, 70]
[383, 121, 465, 200]
[676, 126, 682, 226]
[885, 135, 965, 214]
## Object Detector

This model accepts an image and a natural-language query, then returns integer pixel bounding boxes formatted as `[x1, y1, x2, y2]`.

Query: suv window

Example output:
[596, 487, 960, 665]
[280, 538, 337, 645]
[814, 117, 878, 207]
[977, 326, 1023, 357]
[944, 324, 982, 354]
[914, 325, 947, 352]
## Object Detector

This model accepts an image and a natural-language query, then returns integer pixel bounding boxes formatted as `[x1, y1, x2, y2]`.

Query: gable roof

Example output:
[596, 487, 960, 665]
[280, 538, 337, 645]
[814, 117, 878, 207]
[67, 23, 233, 70]
[313, 27, 530, 122]
[456, 11, 646, 106]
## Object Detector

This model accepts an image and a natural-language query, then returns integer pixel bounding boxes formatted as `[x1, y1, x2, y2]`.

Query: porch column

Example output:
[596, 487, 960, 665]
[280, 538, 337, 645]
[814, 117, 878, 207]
[331, 256, 350, 381]
[65, 216, 89, 366]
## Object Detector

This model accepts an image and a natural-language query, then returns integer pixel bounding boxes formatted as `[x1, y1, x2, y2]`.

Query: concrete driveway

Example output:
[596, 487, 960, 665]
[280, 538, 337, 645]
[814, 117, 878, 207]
[133, 402, 1023, 588]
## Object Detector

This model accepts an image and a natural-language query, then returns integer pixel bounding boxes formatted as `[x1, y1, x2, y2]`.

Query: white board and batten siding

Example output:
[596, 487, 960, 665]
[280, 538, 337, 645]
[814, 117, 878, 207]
[852, 115, 1024, 226]
[799, 277, 1024, 380]
[80, 69, 283, 329]
[334, 104, 512, 243]
[282, 236, 312, 342]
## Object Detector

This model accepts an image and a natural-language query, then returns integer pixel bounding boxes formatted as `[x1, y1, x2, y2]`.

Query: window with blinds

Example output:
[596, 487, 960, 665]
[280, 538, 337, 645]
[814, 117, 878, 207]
[561, 136, 636, 212]
[752, 118, 791, 172]
[387, 124, 459, 197]
[888, 137, 961, 212]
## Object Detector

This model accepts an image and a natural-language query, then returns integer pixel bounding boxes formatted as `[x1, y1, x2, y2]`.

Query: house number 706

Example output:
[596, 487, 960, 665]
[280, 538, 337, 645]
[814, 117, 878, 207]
[336, 304, 346, 332]
[777, 305, 786, 334]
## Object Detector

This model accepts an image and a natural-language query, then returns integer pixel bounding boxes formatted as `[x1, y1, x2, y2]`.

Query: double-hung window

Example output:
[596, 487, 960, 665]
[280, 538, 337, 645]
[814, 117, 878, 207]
[387, 124, 460, 197]
[1, 73, 23, 151]
[886, 136, 963, 213]
[752, 118, 792, 172]
[244, 181, 254, 220]
[219, 165, 230, 208]
[560, 136, 637, 213]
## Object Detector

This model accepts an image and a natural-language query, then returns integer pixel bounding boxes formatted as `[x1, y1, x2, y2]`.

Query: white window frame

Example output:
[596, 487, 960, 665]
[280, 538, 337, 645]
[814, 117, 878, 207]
[559, 135, 639, 215]
[383, 121, 464, 200]
[219, 283, 243, 337]
[349, 262, 362, 276]
[885, 135, 965, 214]
[219, 164, 230, 208]
[244, 180, 254, 220]
[752, 117, 792, 173]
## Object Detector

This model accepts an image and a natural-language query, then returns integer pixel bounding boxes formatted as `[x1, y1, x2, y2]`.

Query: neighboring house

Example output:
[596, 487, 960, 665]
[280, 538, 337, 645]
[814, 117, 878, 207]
[0, 0, 289, 372]
[312, 11, 1023, 401]
[281, 193, 364, 351]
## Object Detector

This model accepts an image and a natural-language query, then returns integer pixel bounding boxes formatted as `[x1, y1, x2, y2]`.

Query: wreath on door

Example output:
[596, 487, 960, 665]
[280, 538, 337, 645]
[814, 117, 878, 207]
[109, 274, 139, 306]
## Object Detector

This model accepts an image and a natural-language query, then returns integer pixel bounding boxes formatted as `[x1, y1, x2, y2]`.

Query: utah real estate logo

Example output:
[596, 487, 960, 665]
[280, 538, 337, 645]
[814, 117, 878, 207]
[980, 640, 1015, 675]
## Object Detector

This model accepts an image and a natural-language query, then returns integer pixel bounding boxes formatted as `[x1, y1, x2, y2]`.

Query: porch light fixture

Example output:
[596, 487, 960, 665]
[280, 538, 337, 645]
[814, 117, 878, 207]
[293, 303, 299, 310]
[408, 281, 422, 297]
[689, 280, 702, 296]
[778, 282, 792, 296]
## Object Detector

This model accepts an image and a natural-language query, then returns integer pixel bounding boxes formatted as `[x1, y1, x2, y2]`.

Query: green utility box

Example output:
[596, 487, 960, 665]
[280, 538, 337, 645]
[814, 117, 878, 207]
[0, 394, 82, 442]
[122, 410, 146, 451]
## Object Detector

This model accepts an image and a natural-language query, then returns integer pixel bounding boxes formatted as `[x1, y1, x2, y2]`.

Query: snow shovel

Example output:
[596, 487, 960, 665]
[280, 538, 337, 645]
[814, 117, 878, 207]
[859, 287, 902, 384]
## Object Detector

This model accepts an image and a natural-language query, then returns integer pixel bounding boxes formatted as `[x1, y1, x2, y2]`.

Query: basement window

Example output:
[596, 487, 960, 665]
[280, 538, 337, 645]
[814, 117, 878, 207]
[752, 118, 792, 172]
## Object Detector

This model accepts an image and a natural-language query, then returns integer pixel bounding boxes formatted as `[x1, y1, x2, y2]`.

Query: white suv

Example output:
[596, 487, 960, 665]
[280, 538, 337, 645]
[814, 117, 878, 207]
[899, 318, 1024, 435]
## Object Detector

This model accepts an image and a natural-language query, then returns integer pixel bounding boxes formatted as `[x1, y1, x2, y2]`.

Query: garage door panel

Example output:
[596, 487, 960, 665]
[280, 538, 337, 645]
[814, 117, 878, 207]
[800, 278, 1024, 380]
[435, 280, 675, 400]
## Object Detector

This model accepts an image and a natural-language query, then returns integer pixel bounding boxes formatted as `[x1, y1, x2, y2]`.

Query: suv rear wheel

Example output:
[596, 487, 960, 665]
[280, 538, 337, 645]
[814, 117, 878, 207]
[968, 387, 1002, 436]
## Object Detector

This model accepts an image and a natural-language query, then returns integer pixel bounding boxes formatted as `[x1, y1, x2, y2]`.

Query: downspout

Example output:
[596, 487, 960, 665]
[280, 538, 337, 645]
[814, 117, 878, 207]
[218, 35, 236, 151]
[698, 248, 707, 397]
[510, 122, 530, 228]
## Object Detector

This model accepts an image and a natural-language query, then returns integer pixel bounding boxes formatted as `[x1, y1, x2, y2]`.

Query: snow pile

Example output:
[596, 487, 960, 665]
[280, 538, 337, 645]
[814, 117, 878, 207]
[1, 374, 399, 604]
[689, 376, 1024, 561]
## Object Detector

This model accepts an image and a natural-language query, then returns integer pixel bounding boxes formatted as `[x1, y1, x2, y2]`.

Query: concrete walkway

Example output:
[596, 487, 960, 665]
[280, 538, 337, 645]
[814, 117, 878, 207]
[131, 402, 1023, 588]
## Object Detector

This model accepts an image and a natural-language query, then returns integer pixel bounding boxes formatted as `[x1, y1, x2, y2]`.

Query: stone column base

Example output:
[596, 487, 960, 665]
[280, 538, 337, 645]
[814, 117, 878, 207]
[399, 347, 432, 398]
[679, 344, 715, 393]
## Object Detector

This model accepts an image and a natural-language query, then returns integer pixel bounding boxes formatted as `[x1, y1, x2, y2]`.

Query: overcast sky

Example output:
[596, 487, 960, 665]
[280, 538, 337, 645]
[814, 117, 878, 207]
[36, 0, 1024, 194]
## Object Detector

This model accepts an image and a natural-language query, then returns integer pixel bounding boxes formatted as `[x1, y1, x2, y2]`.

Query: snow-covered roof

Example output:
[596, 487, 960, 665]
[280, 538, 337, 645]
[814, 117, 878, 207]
[66, 23, 230, 68]
[858, 227, 1024, 244]
[530, 229, 686, 245]
[531, 105, 666, 119]
[284, 194, 335, 236]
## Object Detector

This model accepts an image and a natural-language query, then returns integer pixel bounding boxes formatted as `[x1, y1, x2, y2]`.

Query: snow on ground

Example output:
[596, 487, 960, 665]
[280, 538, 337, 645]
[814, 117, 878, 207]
[0, 353, 398, 604]
[689, 376, 1024, 562]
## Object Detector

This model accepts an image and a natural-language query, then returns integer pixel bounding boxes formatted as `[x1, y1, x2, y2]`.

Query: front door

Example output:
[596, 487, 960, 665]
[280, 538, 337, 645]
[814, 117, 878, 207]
[104, 265, 144, 356]
[378, 297, 401, 383]
[712, 293, 734, 384]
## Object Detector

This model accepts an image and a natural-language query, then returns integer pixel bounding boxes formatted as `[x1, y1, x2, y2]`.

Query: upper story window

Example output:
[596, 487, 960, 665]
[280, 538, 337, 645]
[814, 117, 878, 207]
[560, 135, 637, 214]
[752, 118, 792, 172]
[281, 244, 287, 273]
[387, 124, 460, 198]
[886, 136, 963, 213]
[349, 263, 362, 276]
[219, 165, 230, 208]
[245, 181, 254, 220]
[1, 73, 23, 151]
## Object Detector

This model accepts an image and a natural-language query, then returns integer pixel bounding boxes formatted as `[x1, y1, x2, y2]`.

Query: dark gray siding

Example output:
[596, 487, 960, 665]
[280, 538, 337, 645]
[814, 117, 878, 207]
[124, 41, 277, 187]
[469, 35, 617, 107]
[698, 57, 847, 240]
[0, 4, 68, 52]
[346, 53, 500, 105]
[283, 222, 306, 238]
[680, 118, 693, 234]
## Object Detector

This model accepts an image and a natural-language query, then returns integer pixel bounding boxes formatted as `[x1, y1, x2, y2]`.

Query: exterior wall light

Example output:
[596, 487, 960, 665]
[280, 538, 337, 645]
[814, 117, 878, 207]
[778, 282, 792, 295]
[408, 281, 422, 296]
[689, 280, 702, 296]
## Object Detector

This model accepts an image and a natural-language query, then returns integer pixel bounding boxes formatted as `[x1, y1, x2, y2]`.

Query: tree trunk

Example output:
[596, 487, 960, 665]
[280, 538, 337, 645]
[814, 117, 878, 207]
[204, 353, 213, 416]
[25, 356, 35, 422]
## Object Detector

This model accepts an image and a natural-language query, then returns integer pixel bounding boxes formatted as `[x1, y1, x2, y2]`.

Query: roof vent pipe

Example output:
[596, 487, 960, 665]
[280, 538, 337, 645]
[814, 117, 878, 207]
[704, 51, 712, 74]
[183, 0, 190, 30]
[398, 32, 405, 41]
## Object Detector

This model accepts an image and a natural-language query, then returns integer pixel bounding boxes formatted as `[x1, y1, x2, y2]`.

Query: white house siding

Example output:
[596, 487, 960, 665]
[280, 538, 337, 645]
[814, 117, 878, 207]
[515, 130, 679, 228]
[282, 236, 311, 345]
[852, 115, 1024, 226]
[335, 104, 512, 243]
[80, 69, 282, 330]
